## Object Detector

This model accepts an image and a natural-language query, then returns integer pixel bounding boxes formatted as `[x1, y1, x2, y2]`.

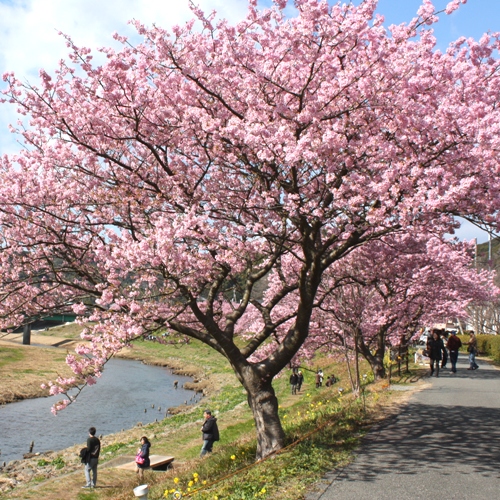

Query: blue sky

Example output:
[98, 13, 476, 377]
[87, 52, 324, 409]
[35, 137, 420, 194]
[373, 0, 500, 47]
[370, 0, 500, 243]
[0, 0, 497, 242]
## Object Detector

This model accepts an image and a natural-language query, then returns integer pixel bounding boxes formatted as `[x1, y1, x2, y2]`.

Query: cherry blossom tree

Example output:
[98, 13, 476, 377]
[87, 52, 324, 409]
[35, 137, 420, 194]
[314, 234, 497, 382]
[1, 0, 499, 459]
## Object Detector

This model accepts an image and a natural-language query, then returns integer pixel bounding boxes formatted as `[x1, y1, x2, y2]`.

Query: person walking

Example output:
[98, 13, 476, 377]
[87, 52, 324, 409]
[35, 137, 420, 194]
[441, 331, 449, 369]
[82, 426, 100, 489]
[446, 331, 462, 373]
[297, 370, 304, 392]
[427, 330, 446, 377]
[467, 332, 479, 370]
[135, 436, 151, 483]
[290, 369, 299, 395]
[200, 409, 219, 457]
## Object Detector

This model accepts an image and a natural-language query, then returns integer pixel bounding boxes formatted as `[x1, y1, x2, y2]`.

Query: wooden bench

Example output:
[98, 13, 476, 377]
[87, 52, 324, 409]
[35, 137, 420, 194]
[115, 455, 175, 472]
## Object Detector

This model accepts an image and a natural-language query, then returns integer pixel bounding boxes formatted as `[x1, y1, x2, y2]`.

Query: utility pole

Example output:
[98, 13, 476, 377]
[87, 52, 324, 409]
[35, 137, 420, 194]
[474, 238, 479, 334]
[489, 233, 492, 269]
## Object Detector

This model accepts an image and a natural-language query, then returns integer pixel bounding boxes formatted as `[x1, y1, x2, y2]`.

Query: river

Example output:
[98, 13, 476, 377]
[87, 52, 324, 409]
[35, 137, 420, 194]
[0, 358, 197, 464]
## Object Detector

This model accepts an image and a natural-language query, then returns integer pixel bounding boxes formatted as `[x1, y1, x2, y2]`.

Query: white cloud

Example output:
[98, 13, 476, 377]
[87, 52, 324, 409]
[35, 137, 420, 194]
[0, 0, 249, 78]
[0, 0, 249, 152]
[452, 218, 492, 245]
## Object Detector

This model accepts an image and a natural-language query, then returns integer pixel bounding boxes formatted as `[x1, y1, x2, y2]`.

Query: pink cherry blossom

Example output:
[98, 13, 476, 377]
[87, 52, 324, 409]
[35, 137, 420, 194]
[0, 0, 496, 460]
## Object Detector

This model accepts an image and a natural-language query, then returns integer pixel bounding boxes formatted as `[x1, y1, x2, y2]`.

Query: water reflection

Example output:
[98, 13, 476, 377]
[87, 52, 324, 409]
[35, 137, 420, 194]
[0, 358, 196, 464]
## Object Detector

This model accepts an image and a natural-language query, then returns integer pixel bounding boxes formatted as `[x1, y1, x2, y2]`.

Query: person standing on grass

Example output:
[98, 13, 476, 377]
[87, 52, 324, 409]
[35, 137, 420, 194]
[200, 409, 219, 457]
[136, 436, 151, 483]
[290, 369, 299, 395]
[297, 370, 304, 392]
[82, 426, 100, 489]
[446, 331, 462, 374]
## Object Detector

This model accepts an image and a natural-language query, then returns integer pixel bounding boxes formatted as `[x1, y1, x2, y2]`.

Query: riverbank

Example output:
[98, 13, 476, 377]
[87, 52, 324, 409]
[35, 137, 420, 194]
[0, 327, 427, 499]
[0, 330, 214, 405]
[0, 336, 74, 404]
[0, 327, 235, 496]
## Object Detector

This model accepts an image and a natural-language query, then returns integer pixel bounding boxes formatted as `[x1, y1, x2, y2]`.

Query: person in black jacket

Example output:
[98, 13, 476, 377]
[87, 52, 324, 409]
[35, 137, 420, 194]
[290, 369, 299, 395]
[446, 331, 462, 373]
[82, 426, 100, 489]
[200, 409, 219, 457]
[427, 330, 446, 377]
[136, 436, 151, 483]
[297, 371, 304, 392]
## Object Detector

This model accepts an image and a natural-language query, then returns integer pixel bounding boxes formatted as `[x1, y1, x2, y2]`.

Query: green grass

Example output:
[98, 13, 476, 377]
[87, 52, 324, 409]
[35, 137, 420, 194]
[77, 491, 98, 500]
[155, 391, 371, 500]
[8, 325, 420, 500]
[101, 442, 128, 455]
[93, 360, 400, 500]
[0, 348, 24, 367]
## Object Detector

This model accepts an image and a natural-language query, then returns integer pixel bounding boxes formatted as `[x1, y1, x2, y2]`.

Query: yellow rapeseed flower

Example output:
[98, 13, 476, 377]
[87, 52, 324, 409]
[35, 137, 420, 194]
[173, 477, 180, 484]
[188, 480, 194, 487]
[193, 472, 199, 478]
[231, 455, 236, 460]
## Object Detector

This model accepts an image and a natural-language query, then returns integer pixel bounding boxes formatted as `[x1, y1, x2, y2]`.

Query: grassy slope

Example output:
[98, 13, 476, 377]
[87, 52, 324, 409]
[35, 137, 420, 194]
[0, 343, 74, 403]
[1, 327, 421, 500]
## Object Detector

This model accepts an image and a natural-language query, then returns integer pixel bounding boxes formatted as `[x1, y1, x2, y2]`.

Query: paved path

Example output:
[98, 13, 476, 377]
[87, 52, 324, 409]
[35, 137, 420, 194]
[306, 354, 500, 500]
[0, 331, 82, 348]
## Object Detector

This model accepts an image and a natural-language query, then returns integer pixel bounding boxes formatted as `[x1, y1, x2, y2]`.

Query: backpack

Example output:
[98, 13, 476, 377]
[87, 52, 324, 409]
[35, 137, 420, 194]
[79, 447, 89, 464]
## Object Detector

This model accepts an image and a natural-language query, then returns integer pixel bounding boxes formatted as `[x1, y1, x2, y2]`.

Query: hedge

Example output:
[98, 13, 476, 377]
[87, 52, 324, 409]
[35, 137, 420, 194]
[457, 334, 500, 362]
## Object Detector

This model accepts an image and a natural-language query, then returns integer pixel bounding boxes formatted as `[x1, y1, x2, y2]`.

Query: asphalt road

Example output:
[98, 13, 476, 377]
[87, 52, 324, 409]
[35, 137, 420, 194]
[306, 354, 500, 500]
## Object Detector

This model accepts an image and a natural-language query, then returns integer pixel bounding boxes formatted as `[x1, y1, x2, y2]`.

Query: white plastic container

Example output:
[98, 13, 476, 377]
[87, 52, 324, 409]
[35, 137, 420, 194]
[133, 484, 149, 499]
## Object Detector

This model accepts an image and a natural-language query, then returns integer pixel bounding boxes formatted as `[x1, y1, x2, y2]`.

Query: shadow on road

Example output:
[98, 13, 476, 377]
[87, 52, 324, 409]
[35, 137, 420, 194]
[341, 401, 500, 483]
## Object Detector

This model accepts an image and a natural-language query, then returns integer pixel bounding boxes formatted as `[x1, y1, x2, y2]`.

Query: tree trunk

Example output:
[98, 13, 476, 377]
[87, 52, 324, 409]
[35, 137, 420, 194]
[371, 360, 386, 380]
[245, 377, 285, 460]
[344, 343, 356, 394]
[356, 335, 386, 380]
[353, 337, 361, 397]
[22, 324, 31, 345]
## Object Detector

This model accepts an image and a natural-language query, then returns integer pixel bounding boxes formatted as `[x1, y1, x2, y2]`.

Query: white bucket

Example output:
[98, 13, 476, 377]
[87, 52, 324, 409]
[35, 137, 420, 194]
[133, 484, 149, 499]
